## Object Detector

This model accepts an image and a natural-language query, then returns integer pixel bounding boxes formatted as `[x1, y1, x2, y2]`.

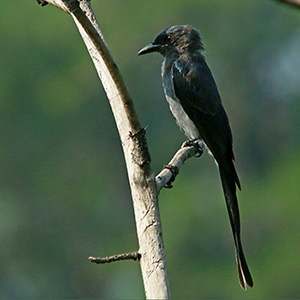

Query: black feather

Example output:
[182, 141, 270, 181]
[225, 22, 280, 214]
[173, 51, 252, 288]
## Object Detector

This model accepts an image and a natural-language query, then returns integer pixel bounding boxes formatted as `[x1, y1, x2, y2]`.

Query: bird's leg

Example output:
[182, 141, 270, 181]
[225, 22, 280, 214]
[181, 138, 204, 157]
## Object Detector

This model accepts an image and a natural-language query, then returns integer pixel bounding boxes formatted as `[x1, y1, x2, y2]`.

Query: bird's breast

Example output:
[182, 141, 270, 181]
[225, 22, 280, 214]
[161, 60, 200, 139]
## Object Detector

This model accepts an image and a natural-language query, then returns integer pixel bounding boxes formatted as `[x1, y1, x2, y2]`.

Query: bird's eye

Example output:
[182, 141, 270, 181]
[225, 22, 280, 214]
[167, 35, 173, 42]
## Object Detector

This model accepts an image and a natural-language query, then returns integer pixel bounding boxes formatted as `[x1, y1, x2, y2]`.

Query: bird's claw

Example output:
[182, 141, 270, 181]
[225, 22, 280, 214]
[181, 138, 204, 157]
[163, 164, 179, 188]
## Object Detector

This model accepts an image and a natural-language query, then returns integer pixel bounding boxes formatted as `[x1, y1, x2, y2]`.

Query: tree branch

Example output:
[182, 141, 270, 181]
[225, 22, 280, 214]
[156, 146, 199, 193]
[36, 0, 170, 298]
[36, 0, 68, 11]
[89, 251, 141, 264]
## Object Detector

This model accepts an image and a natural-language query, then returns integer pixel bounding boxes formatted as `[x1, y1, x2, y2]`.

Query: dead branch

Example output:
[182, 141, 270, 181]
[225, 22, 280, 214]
[89, 251, 141, 264]
[36, 0, 171, 298]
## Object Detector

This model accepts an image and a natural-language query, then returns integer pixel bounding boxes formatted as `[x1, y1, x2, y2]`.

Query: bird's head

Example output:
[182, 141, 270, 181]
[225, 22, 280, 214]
[138, 25, 204, 57]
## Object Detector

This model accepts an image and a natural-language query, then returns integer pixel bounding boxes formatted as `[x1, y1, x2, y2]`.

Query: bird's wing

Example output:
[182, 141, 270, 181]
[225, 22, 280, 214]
[173, 54, 253, 288]
[172, 54, 235, 163]
[173, 54, 220, 116]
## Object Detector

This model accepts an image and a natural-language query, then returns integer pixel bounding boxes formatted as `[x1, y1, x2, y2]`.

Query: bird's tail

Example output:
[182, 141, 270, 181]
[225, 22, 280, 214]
[219, 164, 253, 290]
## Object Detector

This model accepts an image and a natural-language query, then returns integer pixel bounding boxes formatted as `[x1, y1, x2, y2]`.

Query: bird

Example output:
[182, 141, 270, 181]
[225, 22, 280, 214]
[138, 25, 253, 290]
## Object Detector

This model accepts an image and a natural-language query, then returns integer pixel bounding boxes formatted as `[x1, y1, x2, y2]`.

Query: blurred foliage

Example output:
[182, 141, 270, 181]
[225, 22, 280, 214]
[0, 0, 299, 298]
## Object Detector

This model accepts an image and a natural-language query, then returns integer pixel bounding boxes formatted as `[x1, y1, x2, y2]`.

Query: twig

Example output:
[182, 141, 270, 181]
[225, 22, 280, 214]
[89, 251, 141, 264]
[36, 0, 49, 6]
[156, 145, 199, 193]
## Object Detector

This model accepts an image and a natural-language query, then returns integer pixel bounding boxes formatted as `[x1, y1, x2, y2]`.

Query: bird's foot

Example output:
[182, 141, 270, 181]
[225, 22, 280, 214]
[163, 164, 179, 189]
[181, 138, 204, 158]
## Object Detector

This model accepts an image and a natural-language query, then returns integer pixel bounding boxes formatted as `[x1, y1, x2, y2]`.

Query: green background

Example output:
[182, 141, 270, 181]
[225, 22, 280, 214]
[0, 0, 299, 298]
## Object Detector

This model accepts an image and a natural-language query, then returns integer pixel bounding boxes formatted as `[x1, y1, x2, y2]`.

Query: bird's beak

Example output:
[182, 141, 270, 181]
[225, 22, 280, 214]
[138, 43, 161, 55]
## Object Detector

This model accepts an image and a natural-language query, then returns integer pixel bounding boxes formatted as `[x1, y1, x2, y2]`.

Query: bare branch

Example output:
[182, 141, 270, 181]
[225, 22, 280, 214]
[156, 146, 199, 193]
[69, 4, 170, 298]
[89, 251, 141, 264]
[36, 0, 49, 6]
[36, 1, 170, 298]
[36, 0, 69, 12]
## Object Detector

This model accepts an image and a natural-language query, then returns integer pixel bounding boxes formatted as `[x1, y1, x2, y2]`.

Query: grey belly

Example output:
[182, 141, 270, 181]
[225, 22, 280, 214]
[166, 95, 200, 139]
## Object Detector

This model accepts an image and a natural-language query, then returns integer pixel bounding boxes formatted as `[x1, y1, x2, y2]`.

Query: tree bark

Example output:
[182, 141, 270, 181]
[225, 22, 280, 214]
[37, 0, 171, 298]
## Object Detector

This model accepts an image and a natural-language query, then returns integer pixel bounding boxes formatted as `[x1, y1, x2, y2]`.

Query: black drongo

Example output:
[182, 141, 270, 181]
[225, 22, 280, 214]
[138, 25, 253, 290]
